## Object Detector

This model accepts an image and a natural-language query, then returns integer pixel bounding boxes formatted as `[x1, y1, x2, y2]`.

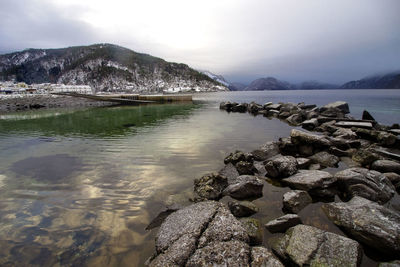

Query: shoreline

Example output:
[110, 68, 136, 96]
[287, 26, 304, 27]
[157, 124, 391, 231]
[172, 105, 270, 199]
[146, 100, 400, 266]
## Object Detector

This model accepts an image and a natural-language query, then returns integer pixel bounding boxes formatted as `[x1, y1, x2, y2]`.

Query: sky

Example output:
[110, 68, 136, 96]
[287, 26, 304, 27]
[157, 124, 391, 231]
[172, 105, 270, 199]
[0, 0, 399, 84]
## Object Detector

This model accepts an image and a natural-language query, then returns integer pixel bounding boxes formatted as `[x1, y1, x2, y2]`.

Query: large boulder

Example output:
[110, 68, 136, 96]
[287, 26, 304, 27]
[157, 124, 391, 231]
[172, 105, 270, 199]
[150, 201, 251, 266]
[228, 200, 259, 217]
[301, 118, 319, 130]
[322, 197, 400, 255]
[240, 218, 263, 245]
[282, 190, 312, 213]
[309, 151, 339, 168]
[290, 129, 331, 149]
[264, 155, 298, 178]
[223, 175, 264, 200]
[320, 101, 350, 114]
[251, 246, 284, 267]
[235, 161, 257, 175]
[371, 159, 400, 174]
[282, 170, 337, 198]
[193, 172, 228, 201]
[272, 224, 362, 267]
[251, 141, 280, 161]
[335, 167, 395, 204]
[219, 163, 240, 184]
[265, 214, 302, 233]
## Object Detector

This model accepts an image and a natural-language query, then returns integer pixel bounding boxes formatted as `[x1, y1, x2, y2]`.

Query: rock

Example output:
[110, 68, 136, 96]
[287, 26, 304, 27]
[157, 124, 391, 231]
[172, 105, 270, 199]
[322, 196, 400, 254]
[329, 146, 351, 157]
[224, 150, 246, 165]
[362, 110, 376, 121]
[186, 240, 250, 267]
[272, 224, 362, 267]
[332, 128, 357, 139]
[264, 155, 298, 178]
[253, 161, 267, 176]
[193, 172, 228, 201]
[198, 204, 249, 247]
[299, 103, 317, 110]
[379, 260, 400, 267]
[240, 218, 263, 245]
[265, 103, 281, 111]
[150, 201, 250, 266]
[286, 114, 304, 125]
[352, 149, 380, 166]
[371, 159, 400, 174]
[228, 200, 259, 217]
[236, 161, 256, 175]
[305, 110, 319, 120]
[267, 109, 280, 117]
[298, 144, 314, 156]
[231, 103, 248, 112]
[282, 170, 337, 197]
[296, 157, 311, 169]
[301, 118, 319, 130]
[219, 101, 231, 110]
[278, 137, 298, 155]
[265, 214, 302, 233]
[335, 121, 373, 129]
[263, 102, 273, 108]
[335, 167, 395, 204]
[290, 129, 331, 148]
[329, 137, 361, 150]
[282, 190, 312, 213]
[320, 101, 350, 114]
[321, 107, 346, 118]
[278, 111, 291, 119]
[309, 151, 339, 168]
[309, 163, 321, 170]
[251, 246, 284, 267]
[376, 131, 397, 146]
[384, 172, 400, 193]
[223, 175, 264, 200]
[248, 102, 263, 114]
[316, 120, 338, 133]
[219, 163, 240, 184]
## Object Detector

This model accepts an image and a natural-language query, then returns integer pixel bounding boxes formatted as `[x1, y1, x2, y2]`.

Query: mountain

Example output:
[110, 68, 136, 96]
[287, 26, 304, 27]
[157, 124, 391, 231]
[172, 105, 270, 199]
[341, 72, 400, 89]
[228, 82, 247, 91]
[244, 77, 293, 91]
[296, 80, 339, 90]
[201, 70, 230, 87]
[0, 44, 228, 93]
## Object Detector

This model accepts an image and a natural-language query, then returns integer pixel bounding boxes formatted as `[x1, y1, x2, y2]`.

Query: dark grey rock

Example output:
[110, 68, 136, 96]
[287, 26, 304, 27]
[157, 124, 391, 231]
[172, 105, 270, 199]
[236, 161, 256, 175]
[286, 114, 304, 125]
[265, 214, 302, 233]
[186, 240, 250, 267]
[298, 144, 314, 156]
[265, 155, 298, 178]
[352, 149, 380, 166]
[253, 161, 267, 176]
[251, 246, 284, 267]
[335, 167, 395, 204]
[309, 163, 321, 170]
[248, 102, 263, 114]
[223, 175, 264, 200]
[231, 103, 248, 112]
[282, 190, 312, 213]
[296, 157, 312, 169]
[228, 200, 259, 217]
[335, 121, 373, 129]
[362, 110, 376, 121]
[219, 163, 240, 184]
[332, 127, 357, 139]
[272, 224, 361, 267]
[371, 160, 400, 174]
[265, 103, 281, 110]
[320, 101, 350, 114]
[290, 129, 331, 148]
[322, 196, 400, 254]
[309, 151, 339, 168]
[224, 150, 247, 165]
[282, 170, 336, 197]
[193, 172, 228, 201]
[379, 260, 400, 267]
[302, 118, 319, 130]
[329, 146, 352, 157]
[376, 131, 397, 146]
[278, 137, 298, 155]
[240, 218, 263, 245]
[384, 172, 400, 193]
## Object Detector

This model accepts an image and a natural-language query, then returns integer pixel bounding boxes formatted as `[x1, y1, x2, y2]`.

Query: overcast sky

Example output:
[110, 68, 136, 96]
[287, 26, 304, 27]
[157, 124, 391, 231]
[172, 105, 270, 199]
[1, 0, 399, 84]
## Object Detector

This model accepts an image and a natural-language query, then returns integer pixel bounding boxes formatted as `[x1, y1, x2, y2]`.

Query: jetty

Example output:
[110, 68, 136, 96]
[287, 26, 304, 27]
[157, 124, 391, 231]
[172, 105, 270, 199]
[52, 92, 192, 104]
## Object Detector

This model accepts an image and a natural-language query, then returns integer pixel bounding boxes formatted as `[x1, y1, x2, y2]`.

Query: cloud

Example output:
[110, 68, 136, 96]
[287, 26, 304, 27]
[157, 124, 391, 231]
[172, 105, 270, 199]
[0, 0, 399, 83]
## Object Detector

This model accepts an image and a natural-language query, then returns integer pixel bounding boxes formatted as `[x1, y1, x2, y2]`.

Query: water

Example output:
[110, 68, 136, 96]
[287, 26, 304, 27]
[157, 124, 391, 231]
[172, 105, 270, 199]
[0, 90, 399, 266]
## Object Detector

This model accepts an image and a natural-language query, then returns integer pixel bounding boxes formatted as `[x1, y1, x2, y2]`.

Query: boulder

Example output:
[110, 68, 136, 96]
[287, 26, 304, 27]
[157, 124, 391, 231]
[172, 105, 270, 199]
[251, 246, 284, 267]
[298, 144, 314, 156]
[379, 260, 400, 267]
[384, 172, 400, 193]
[278, 137, 298, 155]
[301, 118, 319, 130]
[332, 128, 357, 139]
[352, 149, 380, 166]
[231, 103, 248, 112]
[282, 170, 337, 198]
[272, 224, 362, 267]
[335, 167, 395, 204]
[296, 157, 311, 169]
[240, 218, 263, 245]
[335, 121, 373, 129]
[264, 155, 298, 178]
[320, 101, 350, 114]
[251, 141, 280, 161]
[371, 159, 400, 174]
[265, 103, 281, 111]
[362, 110, 376, 121]
[309, 151, 339, 168]
[193, 172, 228, 201]
[286, 114, 304, 125]
[235, 161, 256, 175]
[290, 129, 331, 148]
[223, 175, 264, 200]
[224, 150, 247, 165]
[329, 137, 361, 150]
[248, 102, 263, 114]
[322, 196, 400, 254]
[282, 190, 312, 213]
[219, 163, 240, 184]
[376, 131, 397, 146]
[329, 147, 352, 157]
[228, 200, 259, 217]
[321, 107, 346, 118]
[253, 161, 267, 176]
[265, 214, 302, 233]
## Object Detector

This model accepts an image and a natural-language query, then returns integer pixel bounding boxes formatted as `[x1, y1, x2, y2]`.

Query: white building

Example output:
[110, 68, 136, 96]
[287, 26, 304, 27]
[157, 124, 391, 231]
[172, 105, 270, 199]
[49, 84, 93, 94]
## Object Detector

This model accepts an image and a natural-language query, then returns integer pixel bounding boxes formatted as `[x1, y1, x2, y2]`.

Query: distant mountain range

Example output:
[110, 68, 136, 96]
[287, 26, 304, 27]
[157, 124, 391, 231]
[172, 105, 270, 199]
[341, 72, 400, 89]
[0, 44, 228, 93]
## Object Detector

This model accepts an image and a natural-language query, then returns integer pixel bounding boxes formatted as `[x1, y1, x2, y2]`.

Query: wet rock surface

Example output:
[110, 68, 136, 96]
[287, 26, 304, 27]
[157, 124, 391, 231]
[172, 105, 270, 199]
[265, 155, 298, 178]
[322, 197, 400, 254]
[228, 200, 259, 217]
[193, 172, 228, 201]
[371, 159, 400, 174]
[272, 224, 362, 267]
[282, 190, 312, 213]
[223, 175, 264, 200]
[251, 246, 284, 267]
[265, 214, 302, 233]
[282, 170, 336, 197]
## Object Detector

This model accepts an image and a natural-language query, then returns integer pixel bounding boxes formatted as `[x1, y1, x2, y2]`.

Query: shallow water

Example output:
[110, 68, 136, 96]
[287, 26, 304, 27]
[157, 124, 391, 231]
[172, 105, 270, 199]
[0, 90, 399, 266]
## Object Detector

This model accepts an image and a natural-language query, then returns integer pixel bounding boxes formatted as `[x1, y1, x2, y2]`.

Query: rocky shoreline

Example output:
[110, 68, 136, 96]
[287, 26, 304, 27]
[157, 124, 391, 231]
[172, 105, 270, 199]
[146, 100, 400, 266]
[0, 94, 113, 113]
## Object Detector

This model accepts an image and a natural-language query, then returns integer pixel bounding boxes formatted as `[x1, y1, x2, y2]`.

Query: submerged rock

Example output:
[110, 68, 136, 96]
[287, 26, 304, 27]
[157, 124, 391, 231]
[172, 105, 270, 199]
[335, 167, 395, 204]
[193, 172, 228, 201]
[264, 155, 298, 179]
[265, 214, 302, 233]
[282, 190, 312, 213]
[228, 200, 259, 217]
[322, 196, 400, 254]
[223, 175, 264, 200]
[272, 224, 362, 267]
[251, 246, 284, 267]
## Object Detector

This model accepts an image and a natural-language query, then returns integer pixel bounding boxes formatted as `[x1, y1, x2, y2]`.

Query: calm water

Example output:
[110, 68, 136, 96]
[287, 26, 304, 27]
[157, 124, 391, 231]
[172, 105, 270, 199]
[0, 90, 399, 266]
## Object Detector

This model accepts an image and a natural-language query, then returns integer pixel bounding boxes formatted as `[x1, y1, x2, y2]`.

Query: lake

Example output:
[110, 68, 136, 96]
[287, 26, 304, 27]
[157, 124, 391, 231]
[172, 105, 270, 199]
[0, 90, 399, 266]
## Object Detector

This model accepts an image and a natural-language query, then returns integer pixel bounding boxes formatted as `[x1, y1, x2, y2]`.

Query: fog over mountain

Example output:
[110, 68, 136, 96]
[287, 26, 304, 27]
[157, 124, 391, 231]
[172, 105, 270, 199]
[1, 0, 399, 84]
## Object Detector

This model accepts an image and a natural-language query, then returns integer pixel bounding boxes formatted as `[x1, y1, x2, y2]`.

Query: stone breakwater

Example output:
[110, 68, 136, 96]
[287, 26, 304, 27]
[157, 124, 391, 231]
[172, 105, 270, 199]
[0, 95, 113, 113]
[146, 100, 400, 266]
